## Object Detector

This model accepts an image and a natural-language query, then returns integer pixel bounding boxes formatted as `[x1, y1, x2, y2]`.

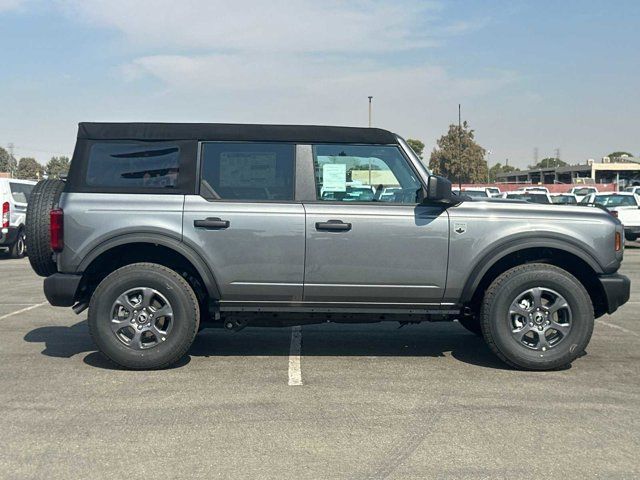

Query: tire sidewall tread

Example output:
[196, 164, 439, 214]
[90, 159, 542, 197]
[480, 263, 594, 371]
[88, 262, 200, 370]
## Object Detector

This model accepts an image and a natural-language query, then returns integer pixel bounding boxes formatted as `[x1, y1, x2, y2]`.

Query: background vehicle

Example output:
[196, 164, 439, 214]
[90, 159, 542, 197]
[1, 178, 36, 258]
[550, 193, 578, 205]
[624, 186, 640, 195]
[26, 122, 630, 371]
[486, 187, 501, 197]
[569, 186, 598, 202]
[580, 192, 640, 241]
[517, 186, 550, 194]
[501, 191, 552, 204]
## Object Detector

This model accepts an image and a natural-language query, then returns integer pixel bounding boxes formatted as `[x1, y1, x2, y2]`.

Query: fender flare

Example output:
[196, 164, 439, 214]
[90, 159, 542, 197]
[77, 232, 221, 300]
[459, 233, 604, 303]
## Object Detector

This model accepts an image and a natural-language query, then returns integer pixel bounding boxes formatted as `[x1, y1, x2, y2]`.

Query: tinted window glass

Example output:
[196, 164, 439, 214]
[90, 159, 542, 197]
[86, 143, 181, 189]
[595, 195, 638, 207]
[464, 190, 489, 198]
[9, 182, 34, 203]
[200, 143, 294, 201]
[313, 145, 421, 204]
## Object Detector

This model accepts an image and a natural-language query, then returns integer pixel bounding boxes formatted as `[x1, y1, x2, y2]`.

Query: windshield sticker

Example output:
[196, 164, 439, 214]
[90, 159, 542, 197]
[322, 164, 347, 192]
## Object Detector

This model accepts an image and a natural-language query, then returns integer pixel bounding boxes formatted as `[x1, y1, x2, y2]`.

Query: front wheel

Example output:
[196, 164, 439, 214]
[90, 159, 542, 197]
[481, 263, 594, 370]
[88, 263, 200, 370]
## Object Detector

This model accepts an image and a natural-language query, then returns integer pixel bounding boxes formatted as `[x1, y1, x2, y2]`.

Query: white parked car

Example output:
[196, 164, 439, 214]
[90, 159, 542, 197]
[580, 192, 640, 241]
[0, 178, 37, 258]
[624, 186, 640, 195]
[550, 193, 578, 205]
[502, 191, 552, 204]
[517, 186, 550, 194]
[569, 186, 598, 202]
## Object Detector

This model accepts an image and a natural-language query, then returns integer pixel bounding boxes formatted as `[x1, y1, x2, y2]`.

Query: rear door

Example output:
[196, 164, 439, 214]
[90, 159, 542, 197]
[302, 144, 449, 306]
[182, 142, 306, 304]
[8, 181, 33, 227]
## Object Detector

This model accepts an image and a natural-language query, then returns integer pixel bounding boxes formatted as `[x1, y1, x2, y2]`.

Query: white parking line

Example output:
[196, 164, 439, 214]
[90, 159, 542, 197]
[288, 326, 303, 386]
[0, 302, 48, 321]
[597, 319, 640, 337]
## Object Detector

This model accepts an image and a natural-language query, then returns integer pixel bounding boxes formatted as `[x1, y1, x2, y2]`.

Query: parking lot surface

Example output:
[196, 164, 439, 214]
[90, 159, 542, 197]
[1, 246, 639, 480]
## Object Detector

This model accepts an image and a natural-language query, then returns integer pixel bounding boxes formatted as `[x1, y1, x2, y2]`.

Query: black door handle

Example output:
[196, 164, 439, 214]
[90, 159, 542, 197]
[315, 220, 352, 231]
[194, 217, 230, 229]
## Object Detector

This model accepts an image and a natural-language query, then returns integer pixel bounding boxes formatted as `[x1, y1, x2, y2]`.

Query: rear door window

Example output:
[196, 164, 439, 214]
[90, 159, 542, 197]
[200, 143, 295, 201]
[86, 143, 181, 189]
[9, 182, 34, 203]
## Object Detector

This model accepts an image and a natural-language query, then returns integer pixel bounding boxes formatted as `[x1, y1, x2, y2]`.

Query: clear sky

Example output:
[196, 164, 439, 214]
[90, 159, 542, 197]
[1, 0, 638, 168]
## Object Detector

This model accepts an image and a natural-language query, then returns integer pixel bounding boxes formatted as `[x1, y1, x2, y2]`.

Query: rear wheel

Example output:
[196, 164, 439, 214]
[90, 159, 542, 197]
[9, 230, 26, 259]
[88, 263, 200, 370]
[481, 263, 594, 370]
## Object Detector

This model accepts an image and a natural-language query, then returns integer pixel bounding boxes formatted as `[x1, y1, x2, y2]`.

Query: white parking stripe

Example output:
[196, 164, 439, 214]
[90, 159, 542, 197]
[597, 319, 640, 337]
[288, 326, 303, 386]
[0, 302, 48, 320]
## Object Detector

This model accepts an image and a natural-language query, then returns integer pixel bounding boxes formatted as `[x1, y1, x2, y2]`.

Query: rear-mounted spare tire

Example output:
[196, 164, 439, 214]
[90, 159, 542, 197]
[26, 179, 65, 277]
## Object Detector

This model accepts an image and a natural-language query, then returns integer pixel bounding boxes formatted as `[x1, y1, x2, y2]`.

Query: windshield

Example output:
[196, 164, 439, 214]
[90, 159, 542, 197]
[9, 182, 34, 203]
[593, 195, 638, 207]
[506, 193, 550, 204]
[464, 190, 489, 198]
[551, 195, 577, 205]
[573, 188, 596, 195]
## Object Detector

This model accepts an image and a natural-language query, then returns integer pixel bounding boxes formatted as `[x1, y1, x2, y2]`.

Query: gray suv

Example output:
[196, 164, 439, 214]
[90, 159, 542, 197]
[26, 123, 630, 370]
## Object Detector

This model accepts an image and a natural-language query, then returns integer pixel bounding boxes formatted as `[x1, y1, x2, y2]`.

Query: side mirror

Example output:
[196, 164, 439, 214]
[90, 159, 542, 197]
[423, 175, 455, 204]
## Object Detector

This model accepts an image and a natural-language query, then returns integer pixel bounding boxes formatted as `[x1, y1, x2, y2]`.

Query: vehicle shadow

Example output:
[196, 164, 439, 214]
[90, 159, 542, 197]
[23, 319, 524, 371]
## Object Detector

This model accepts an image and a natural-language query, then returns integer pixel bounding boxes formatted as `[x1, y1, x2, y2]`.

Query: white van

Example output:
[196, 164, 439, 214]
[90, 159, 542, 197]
[1, 178, 37, 258]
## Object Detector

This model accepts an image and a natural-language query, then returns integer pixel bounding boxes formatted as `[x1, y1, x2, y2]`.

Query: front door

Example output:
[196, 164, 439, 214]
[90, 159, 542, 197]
[303, 144, 449, 305]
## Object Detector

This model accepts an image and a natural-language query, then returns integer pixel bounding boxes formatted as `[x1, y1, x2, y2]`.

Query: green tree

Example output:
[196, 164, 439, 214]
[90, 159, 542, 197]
[488, 162, 516, 182]
[429, 121, 487, 183]
[529, 157, 567, 169]
[607, 151, 633, 160]
[0, 147, 17, 175]
[406, 138, 425, 159]
[17, 157, 44, 180]
[46, 156, 71, 179]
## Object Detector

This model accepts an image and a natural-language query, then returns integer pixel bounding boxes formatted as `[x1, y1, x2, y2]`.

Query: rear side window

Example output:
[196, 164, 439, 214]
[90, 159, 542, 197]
[200, 143, 295, 201]
[9, 183, 34, 203]
[86, 143, 181, 189]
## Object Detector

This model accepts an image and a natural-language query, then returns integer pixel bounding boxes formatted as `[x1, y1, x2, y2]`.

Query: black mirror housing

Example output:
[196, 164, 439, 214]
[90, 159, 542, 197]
[424, 175, 454, 204]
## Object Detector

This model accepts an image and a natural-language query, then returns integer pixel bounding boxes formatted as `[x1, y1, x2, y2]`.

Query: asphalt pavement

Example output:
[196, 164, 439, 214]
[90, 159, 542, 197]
[0, 245, 638, 479]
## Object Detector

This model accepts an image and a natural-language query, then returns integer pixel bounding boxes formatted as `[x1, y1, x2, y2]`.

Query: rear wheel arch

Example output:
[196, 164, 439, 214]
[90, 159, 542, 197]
[462, 240, 608, 318]
[77, 234, 221, 302]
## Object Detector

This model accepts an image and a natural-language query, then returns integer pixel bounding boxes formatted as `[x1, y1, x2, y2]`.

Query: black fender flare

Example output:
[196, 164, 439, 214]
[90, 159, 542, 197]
[459, 233, 604, 303]
[77, 232, 221, 300]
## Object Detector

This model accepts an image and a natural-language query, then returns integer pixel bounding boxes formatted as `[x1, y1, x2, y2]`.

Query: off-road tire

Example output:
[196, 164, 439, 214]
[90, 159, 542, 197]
[481, 263, 594, 370]
[9, 229, 26, 259]
[25, 179, 65, 276]
[89, 263, 200, 370]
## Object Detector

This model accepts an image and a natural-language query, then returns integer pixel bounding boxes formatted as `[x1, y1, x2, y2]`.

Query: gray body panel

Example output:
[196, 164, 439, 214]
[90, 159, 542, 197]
[54, 130, 625, 315]
[303, 203, 449, 303]
[182, 196, 305, 302]
[56, 193, 185, 273]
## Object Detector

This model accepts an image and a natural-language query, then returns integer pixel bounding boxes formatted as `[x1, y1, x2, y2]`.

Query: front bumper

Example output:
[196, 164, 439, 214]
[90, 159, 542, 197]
[0, 226, 19, 246]
[43, 273, 82, 307]
[599, 273, 631, 315]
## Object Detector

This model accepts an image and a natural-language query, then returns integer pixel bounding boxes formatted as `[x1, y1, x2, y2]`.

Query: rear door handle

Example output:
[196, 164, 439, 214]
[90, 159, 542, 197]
[194, 217, 230, 229]
[315, 220, 352, 232]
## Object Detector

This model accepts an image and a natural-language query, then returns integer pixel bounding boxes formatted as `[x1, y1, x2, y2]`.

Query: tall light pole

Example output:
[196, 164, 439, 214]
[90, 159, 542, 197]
[368, 96, 373, 127]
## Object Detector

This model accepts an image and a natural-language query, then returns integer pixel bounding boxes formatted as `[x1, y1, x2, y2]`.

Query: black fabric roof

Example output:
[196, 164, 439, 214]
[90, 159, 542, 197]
[77, 122, 398, 144]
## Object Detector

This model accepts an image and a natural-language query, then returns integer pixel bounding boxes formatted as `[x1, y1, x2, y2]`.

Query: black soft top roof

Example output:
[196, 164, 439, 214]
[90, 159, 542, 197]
[77, 122, 398, 144]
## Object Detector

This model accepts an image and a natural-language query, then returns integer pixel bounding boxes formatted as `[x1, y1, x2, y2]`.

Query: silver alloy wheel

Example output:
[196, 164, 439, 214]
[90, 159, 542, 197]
[508, 287, 572, 351]
[110, 287, 173, 350]
[16, 235, 25, 256]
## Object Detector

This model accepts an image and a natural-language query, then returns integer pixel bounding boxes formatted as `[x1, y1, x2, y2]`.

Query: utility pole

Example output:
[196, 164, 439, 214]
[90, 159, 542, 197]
[458, 104, 462, 190]
[7, 143, 15, 178]
[368, 96, 373, 127]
